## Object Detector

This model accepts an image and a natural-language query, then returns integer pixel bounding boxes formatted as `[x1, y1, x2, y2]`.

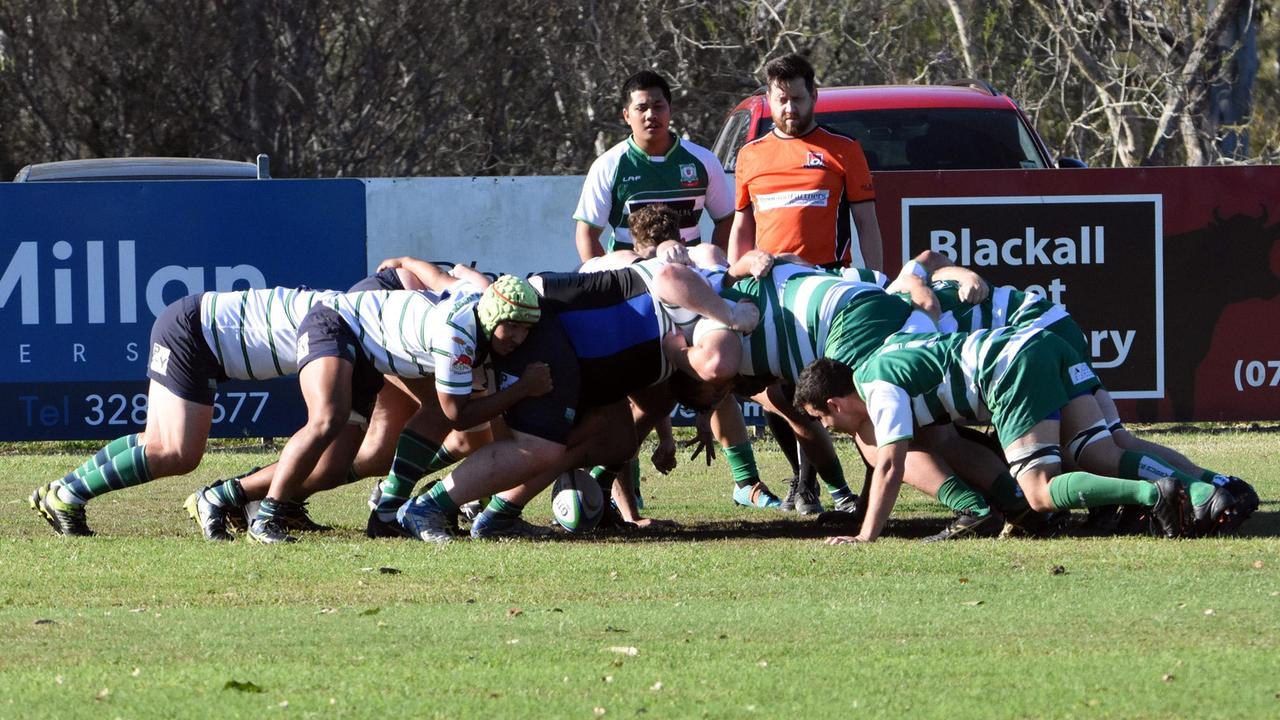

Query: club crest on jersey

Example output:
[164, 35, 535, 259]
[1068, 363, 1096, 384]
[453, 336, 467, 346]
[803, 151, 826, 169]
[679, 163, 699, 186]
[149, 343, 171, 376]
[452, 353, 473, 373]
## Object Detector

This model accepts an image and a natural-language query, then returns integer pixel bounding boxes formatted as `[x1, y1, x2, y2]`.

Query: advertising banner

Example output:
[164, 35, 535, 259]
[875, 167, 1280, 422]
[0, 180, 367, 440]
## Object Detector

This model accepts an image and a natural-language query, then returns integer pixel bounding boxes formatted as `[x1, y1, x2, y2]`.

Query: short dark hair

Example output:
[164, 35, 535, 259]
[764, 53, 816, 95]
[621, 70, 672, 106]
[627, 204, 680, 254]
[793, 358, 854, 415]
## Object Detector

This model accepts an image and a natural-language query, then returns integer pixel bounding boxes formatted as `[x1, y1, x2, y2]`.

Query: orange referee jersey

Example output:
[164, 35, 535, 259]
[734, 126, 875, 267]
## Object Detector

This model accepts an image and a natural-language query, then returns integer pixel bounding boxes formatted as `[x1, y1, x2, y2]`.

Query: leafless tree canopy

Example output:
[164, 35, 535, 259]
[0, 0, 1274, 178]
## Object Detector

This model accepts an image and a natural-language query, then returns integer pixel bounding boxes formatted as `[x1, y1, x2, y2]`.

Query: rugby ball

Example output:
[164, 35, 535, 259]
[551, 468, 606, 533]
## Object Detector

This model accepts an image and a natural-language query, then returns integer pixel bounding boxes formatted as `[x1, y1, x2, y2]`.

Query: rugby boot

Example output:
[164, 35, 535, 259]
[397, 495, 454, 544]
[277, 500, 331, 532]
[247, 516, 297, 544]
[923, 509, 1002, 543]
[184, 487, 234, 541]
[1190, 485, 1238, 538]
[1150, 477, 1188, 539]
[1219, 476, 1259, 533]
[794, 469, 824, 515]
[30, 483, 93, 536]
[470, 510, 555, 540]
[732, 481, 782, 509]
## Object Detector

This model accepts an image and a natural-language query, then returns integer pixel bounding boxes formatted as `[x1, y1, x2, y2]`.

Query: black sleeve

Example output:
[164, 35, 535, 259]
[535, 268, 642, 311]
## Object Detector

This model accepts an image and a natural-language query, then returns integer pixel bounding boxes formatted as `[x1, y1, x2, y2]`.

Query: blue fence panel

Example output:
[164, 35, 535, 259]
[0, 179, 367, 440]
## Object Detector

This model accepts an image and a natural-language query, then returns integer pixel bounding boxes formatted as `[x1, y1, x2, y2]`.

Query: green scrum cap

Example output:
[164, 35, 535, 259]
[478, 275, 541, 335]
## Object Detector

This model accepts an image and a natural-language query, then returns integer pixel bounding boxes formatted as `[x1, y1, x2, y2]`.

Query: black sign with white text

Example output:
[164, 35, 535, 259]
[903, 195, 1163, 398]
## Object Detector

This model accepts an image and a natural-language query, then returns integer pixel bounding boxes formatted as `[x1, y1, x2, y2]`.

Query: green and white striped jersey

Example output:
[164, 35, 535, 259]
[200, 288, 340, 380]
[854, 326, 1045, 444]
[574, 135, 733, 251]
[327, 284, 484, 395]
[934, 281, 1068, 334]
[724, 261, 905, 383]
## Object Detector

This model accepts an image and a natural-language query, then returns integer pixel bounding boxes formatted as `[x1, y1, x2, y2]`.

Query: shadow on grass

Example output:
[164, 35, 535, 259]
[578, 506, 1280, 543]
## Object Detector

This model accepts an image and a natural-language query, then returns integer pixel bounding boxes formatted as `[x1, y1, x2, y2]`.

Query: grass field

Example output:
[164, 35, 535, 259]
[1, 428, 1277, 719]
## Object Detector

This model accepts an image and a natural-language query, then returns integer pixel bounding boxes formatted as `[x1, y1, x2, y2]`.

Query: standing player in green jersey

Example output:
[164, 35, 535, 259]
[794, 327, 1213, 543]
[574, 70, 733, 260]
[930, 277, 1253, 534]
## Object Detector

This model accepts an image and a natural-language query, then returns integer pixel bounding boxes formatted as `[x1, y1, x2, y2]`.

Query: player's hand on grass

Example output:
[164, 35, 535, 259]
[517, 362, 553, 396]
[825, 534, 872, 545]
[683, 411, 716, 465]
[629, 517, 679, 530]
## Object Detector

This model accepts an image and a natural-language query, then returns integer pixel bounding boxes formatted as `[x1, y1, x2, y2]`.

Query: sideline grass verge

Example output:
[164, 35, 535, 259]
[1, 430, 1277, 719]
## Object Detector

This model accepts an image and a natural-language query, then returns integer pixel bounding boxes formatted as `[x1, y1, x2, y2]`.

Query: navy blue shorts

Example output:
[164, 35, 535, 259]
[491, 309, 581, 444]
[296, 305, 384, 419]
[348, 268, 403, 292]
[146, 293, 227, 405]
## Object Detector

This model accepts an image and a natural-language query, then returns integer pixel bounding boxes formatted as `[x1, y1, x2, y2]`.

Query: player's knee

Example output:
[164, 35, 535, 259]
[1024, 487, 1057, 513]
[303, 408, 349, 443]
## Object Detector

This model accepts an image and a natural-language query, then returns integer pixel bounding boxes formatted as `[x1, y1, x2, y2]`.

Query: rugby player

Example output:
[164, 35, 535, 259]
[794, 328, 1205, 542]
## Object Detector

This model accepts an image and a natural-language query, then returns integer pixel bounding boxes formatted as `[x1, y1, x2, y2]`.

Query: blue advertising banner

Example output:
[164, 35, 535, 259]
[0, 179, 367, 440]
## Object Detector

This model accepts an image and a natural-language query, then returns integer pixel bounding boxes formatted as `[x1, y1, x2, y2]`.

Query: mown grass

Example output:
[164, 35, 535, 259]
[1, 429, 1277, 719]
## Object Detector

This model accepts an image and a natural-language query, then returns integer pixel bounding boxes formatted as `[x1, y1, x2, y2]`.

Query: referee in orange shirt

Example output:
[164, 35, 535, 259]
[726, 53, 882, 516]
[727, 54, 883, 271]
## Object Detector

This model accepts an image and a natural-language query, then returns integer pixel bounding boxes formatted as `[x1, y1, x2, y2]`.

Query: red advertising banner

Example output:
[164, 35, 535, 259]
[873, 167, 1280, 423]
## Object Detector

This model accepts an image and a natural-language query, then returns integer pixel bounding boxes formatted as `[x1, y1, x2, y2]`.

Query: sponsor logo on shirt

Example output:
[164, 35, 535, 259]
[498, 371, 518, 391]
[679, 163, 699, 186]
[1068, 362, 1096, 384]
[755, 189, 830, 211]
[149, 343, 171, 376]
[622, 175, 643, 182]
[804, 151, 826, 169]
[297, 332, 310, 359]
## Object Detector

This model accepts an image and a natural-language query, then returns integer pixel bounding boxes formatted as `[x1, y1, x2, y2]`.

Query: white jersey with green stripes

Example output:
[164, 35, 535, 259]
[854, 326, 1044, 444]
[573, 134, 733, 251]
[727, 261, 889, 383]
[327, 284, 485, 396]
[200, 287, 340, 381]
[934, 281, 1067, 334]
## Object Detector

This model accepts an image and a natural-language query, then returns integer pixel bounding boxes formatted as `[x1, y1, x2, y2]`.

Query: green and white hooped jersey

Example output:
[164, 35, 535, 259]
[574, 135, 733, 251]
[934, 281, 1068, 334]
[854, 326, 1045, 444]
[326, 284, 485, 395]
[200, 288, 341, 380]
[725, 261, 892, 384]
